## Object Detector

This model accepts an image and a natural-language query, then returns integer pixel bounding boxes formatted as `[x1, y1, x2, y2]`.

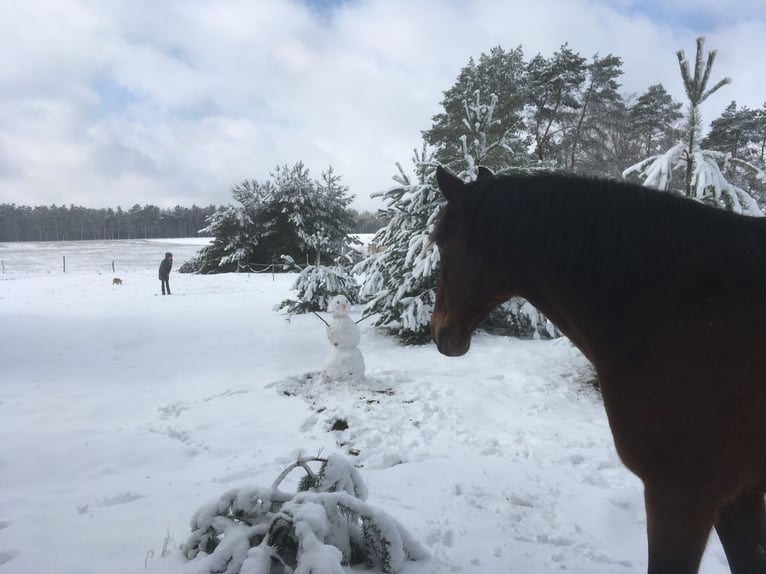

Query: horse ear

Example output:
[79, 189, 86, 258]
[436, 166, 465, 206]
[477, 166, 495, 180]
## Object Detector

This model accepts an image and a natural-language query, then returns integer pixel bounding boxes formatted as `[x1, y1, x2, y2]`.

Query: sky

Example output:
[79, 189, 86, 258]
[1, 0, 765, 213]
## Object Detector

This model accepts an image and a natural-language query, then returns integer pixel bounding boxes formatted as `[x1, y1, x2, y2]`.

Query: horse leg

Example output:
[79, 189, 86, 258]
[714, 493, 766, 573]
[644, 484, 718, 574]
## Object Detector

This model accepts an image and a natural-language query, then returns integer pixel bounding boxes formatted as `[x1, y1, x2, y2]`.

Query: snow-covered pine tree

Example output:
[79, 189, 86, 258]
[178, 180, 265, 273]
[623, 37, 764, 215]
[356, 91, 555, 343]
[354, 145, 442, 343]
[702, 101, 766, 209]
[180, 163, 358, 274]
[627, 84, 684, 161]
[424, 45, 529, 169]
[276, 167, 361, 313]
[258, 163, 357, 267]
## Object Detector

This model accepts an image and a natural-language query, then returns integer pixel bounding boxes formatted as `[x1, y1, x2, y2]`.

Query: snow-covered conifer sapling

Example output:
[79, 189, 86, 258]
[182, 454, 426, 574]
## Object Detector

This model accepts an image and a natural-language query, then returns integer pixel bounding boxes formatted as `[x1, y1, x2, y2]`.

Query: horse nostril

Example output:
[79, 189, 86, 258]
[437, 327, 451, 353]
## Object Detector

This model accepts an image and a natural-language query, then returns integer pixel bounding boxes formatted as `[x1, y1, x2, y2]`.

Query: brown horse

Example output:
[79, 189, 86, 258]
[430, 166, 766, 574]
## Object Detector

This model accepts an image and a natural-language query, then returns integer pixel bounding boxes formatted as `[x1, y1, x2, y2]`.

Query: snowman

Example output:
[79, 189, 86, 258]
[324, 295, 365, 382]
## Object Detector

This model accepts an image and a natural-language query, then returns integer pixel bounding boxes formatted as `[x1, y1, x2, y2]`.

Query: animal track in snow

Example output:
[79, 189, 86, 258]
[95, 491, 145, 507]
[148, 424, 208, 453]
[203, 388, 251, 402]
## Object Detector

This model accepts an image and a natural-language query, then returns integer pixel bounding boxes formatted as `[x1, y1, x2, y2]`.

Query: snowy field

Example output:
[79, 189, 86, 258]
[0, 239, 729, 573]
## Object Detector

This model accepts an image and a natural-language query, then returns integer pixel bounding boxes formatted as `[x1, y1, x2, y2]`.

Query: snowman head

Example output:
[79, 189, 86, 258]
[328, 295, 351, 317]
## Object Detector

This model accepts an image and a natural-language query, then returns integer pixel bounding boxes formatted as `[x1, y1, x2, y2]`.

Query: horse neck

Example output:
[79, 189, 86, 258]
[496, 222, 660, 367]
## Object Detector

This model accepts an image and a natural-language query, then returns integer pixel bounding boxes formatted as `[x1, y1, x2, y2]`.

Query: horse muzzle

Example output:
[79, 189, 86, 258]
[433, 326, 471, 357]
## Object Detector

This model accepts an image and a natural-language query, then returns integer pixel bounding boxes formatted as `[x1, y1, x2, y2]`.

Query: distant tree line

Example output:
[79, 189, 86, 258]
[0, 201, 386, 243]
[0, 203, 218, 243]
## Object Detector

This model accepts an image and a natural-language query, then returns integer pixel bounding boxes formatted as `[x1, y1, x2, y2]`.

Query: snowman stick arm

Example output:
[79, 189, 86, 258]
[312, 311, 330, 327]
[355, 313, 374, 325]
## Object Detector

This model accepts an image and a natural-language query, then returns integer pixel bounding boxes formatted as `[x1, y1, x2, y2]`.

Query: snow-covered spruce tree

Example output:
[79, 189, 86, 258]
[180, 163, 358, 274]
[178, 180, 265, 273]
[354, 145, 442, 344]
[182, 454, 426, 574]
[276, 167, 361, 313]
[356, 92, 555, 343]
[624, 37, 764, 214]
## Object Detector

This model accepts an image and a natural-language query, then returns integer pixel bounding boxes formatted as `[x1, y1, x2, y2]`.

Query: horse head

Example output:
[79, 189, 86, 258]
[430, 166, 512, 357]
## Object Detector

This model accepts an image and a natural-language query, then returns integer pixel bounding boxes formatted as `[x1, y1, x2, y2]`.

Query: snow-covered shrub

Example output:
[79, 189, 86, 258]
[278, 261, 359, 314]
[183, 454, 426, 574]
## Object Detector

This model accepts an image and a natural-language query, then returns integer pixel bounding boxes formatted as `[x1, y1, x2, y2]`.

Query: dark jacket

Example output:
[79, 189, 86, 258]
[159, 257, 172, 280]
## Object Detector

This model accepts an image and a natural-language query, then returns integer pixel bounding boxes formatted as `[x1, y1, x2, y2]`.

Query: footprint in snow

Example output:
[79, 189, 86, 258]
[157, 401, 189, 420]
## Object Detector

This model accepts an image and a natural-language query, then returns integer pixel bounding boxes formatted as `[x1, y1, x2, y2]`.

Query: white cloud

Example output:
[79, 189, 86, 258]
[0, 0, 763, 212]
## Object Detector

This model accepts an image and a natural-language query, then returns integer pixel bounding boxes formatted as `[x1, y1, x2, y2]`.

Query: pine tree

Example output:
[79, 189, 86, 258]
[182, 163, 358, 273]
[180, 180, 265, 273]
[354, 145, 442, 343]
[356, 92, 555, 343]
[565, 53, 624, 173]
[624, 37, 763, 214]
[703, 101, 766, 208]
[424, 45, 530, 169]
[525, 44, 587, 165]
[628, 84, 684, 160]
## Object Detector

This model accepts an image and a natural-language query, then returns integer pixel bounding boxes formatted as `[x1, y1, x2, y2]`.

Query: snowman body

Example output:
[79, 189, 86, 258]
[324, 295, 365, 382]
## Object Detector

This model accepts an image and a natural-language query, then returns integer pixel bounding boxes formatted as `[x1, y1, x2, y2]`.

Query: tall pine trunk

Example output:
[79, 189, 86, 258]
[684, 104, 698, 197]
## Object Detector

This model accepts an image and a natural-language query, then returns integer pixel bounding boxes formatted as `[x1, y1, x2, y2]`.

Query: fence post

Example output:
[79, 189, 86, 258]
[112, 260, 115, 273]
[63, 255, 66, 273]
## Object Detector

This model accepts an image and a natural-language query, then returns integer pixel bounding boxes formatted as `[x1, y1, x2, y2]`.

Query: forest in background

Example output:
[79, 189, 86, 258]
[0, 202, 385, 242]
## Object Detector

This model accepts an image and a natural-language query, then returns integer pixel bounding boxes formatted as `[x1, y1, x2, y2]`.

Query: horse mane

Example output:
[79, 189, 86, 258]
[447, 173, 766, 300]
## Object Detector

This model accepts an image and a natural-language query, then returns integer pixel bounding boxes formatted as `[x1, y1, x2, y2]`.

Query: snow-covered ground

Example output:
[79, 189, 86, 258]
[0, 239, 729, 573]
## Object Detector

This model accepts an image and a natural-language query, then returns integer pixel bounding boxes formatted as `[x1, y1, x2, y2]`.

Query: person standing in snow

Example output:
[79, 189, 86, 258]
[159, 252, 173, 295]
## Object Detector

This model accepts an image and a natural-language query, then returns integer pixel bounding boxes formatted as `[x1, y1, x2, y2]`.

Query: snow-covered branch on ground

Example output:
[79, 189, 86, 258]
[182, 454, 426, 574]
